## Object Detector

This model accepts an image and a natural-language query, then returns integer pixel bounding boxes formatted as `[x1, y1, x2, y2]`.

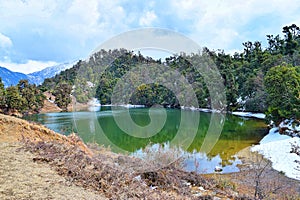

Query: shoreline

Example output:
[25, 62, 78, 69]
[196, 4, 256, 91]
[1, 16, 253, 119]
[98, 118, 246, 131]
[0, 113, 299, 199]
[0, 114, 242, 199]
[27, 103, 300, 182]
[44, 99, 268, 121]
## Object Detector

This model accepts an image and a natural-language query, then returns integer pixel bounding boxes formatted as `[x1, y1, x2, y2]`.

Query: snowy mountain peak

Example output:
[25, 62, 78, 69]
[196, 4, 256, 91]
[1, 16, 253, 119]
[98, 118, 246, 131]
[0, 61, 77, 87]
[28, 61, 77, 85]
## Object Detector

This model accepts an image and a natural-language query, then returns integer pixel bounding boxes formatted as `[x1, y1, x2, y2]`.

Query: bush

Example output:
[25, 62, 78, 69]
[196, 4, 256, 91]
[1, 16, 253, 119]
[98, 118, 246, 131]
[264, 65, 300, 124]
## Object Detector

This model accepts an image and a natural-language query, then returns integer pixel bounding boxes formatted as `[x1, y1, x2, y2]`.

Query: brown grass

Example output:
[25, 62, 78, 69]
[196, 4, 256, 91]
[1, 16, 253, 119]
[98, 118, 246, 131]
[22, 138, 240, 199]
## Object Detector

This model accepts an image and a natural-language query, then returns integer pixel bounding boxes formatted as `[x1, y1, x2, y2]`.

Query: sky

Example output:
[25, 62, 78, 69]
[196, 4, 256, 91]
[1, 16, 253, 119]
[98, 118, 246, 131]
[0, 0, 300, 73]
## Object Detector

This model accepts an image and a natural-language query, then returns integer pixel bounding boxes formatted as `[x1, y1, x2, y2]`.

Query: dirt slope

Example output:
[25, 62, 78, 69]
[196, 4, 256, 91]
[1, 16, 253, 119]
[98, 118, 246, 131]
[0, 114, 92, 155]
[0, 142, 106, 200]
[0, 114, 106, 199]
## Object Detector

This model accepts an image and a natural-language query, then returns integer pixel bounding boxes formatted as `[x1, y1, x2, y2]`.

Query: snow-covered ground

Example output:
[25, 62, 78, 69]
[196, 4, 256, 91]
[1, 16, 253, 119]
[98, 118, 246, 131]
[101, 104, 145, 108]
[119, 104, 145, 108]
[181, 107, 266, 119]
[88, 98, 101, 107]
[232, 111, 266, 119]
[251, 127, 300, 180]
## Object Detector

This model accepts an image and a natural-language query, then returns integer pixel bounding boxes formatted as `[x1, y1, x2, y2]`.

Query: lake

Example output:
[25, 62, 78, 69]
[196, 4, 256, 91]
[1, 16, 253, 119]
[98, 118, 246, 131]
[25, 106, 267, 173]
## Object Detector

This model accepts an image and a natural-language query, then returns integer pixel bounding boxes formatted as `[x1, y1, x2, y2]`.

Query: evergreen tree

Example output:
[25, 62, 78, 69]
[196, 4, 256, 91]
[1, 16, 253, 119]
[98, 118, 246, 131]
[0, 78, 5, 109]
[54, 83, 72, 111]
[17, 79, 45, 113]
[5, 86, 24, 111]
[264, 65, 300, 123]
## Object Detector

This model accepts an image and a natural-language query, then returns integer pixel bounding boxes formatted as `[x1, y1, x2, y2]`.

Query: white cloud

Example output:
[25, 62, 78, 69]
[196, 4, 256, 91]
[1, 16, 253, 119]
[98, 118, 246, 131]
[67, 0, 100, 28]
[0, 0, 300, 64]
[0, 33, 13, 48]
[139, 11, 157, 26]
[171, 0, 206, 20]
[0, 60, 58, 74]
[169, 0, 300, 51]
[0, 0, 57, 21]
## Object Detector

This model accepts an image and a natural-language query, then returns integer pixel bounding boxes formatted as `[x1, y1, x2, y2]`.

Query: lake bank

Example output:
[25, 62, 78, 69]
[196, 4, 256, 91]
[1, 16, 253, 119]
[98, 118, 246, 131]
[1, 113, 299, 199]
[214, 146, 300, 199]
[0, 113, 241, 199]
[24, 107, 268, 174]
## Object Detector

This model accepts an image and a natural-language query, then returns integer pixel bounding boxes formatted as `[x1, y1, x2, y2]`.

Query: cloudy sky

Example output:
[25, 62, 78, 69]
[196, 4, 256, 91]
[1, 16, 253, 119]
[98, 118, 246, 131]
[0, 0, 300, 73]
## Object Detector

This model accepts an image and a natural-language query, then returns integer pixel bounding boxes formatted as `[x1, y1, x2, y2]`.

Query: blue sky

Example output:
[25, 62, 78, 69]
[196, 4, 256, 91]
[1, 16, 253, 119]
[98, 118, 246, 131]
[0, 0, 300, 73]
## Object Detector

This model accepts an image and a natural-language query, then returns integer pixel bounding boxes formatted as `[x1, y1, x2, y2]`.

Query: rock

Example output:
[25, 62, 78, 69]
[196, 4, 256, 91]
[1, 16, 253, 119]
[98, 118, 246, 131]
[214, 166, 223, 172]
[133, 175, 141, 182]
[150, 185, 157, 190]
[198, 186, 205, 191]
[182, 180, 191, 186]
[193, 192, 203, 197]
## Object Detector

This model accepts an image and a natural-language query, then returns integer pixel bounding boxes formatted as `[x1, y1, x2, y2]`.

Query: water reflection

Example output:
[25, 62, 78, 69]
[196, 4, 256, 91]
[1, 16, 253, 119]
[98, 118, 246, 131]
[24, 106, 267, 173]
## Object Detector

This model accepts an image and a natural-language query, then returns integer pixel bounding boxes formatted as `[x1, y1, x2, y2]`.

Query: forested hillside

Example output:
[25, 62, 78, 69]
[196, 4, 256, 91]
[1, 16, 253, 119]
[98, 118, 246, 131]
[0, 79, 45, 115]
[3, 24, 299, 123]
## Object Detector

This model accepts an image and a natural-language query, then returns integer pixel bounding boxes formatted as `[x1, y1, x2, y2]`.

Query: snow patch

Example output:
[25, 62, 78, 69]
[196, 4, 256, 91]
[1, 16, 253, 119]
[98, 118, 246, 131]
[101, 104, 146, 108]
[120, 104, 145, 108]
[232, 111, 266, 119]
[86, 81, 95, 88]
[251, 127, 300, 180]
[180, 106, 222, 113]
[88, 98, 101, 107]
[87, 98, 101, 112]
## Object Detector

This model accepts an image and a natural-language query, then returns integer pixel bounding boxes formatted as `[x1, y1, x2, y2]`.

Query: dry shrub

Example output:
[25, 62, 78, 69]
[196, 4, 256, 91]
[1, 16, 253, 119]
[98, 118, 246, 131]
[20, 136, 242, 199]
[133, 143, 186, 172]
[20, 139, 191, 199]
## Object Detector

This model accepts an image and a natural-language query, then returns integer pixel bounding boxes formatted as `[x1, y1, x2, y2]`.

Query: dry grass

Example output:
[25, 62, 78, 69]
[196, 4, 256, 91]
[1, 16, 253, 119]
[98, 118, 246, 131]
[20, 136, 244, 199]
[0, 142, 106, 200]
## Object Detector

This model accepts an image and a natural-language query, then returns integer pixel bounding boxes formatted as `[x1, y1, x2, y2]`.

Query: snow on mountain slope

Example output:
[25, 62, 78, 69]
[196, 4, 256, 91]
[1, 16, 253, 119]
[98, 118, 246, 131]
[0, 61, 77, 87]
[28, 61, 77, 85]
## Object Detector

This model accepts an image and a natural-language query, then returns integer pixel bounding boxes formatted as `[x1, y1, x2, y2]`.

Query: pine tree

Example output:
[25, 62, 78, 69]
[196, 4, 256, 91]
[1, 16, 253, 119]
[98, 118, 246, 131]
[54, 83, 72, 111]
[5, 86, 24, 111]
[0, 78, 5, 109]
[264, 65, 300, 123]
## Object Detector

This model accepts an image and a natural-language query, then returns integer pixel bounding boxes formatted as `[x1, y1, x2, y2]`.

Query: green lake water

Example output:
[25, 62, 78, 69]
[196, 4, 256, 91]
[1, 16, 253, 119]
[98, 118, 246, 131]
[25, 106, 267, 173]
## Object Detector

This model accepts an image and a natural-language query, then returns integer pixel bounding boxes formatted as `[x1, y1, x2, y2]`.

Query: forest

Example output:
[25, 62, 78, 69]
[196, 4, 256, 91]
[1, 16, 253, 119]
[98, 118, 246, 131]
[0, 24, 299, 124]
[0, 79, 45, 115]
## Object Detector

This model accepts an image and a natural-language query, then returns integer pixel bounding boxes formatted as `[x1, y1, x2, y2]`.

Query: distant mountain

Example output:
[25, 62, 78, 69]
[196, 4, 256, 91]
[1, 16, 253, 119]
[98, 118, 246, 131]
[0, 66, 28, 87]
[28, 62, 77, 85]
[0, 61, 76, 87]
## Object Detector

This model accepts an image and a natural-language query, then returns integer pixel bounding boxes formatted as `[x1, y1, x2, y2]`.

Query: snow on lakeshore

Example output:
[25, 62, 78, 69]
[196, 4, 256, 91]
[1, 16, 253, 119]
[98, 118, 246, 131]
[232, 111, 266, 119]
[251, 128, 300, 180]
[101, 104, 145, 108]
[182, 108, 266, 120]
[88, 98, 101, 106]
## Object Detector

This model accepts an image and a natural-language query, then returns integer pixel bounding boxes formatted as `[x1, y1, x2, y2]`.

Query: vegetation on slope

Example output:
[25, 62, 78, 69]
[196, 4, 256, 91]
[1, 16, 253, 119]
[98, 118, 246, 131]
[1, 24, 299, 124]
[0, 79, 45, 115]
